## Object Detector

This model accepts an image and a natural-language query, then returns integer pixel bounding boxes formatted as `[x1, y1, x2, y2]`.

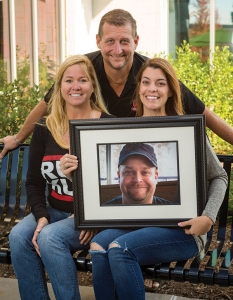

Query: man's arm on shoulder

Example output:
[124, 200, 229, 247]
[0, 99, 47, 158]
[204, 107, 233, 145]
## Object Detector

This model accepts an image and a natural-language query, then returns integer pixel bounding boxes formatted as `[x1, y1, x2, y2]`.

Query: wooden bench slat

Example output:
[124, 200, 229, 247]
[0, 154, 9, 219]
[16, 146, 29, 222]
[4, 148, 21, 223]
[221, 250, 232, 268]
[217, 155, 232, 231]
[170, 260, 187, 282]
[0, 145, 29, 239]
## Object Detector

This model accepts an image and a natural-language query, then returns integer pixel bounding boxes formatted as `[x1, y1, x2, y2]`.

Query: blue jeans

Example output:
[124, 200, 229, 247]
[90, 227, 198, 300]
[9, 206, 89, 300]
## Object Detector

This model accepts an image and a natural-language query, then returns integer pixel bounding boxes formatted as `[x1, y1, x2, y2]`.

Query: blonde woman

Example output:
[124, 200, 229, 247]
[9, 55, 114, 300]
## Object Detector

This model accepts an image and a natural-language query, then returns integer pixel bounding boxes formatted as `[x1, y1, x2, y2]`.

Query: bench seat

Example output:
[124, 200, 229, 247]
[1, 145, 233, 287]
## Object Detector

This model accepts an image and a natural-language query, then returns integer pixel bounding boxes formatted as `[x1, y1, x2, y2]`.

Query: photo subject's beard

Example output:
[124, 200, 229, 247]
[126, 184, 150, 203]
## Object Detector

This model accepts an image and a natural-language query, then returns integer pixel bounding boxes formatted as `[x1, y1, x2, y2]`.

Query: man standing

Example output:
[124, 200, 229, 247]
[1, 9, 233, 157]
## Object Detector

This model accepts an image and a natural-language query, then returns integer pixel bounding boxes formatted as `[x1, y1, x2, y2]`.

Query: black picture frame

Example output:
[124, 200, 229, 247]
[69, 115, 207, 229]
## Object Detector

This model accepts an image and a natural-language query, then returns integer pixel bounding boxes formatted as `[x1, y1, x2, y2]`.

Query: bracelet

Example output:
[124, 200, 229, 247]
[14, 135, 22, 145]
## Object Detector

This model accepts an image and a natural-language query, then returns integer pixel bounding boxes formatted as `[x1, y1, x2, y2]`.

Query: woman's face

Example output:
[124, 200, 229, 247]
[139, 67, 172, 116]
[61, 64, 94, 109]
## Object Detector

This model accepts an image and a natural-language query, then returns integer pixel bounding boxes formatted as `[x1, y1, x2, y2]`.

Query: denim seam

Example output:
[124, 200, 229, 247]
[34, 251, 49, 300]
[129, 259, 144, 300]
[131, 237, 196, 251]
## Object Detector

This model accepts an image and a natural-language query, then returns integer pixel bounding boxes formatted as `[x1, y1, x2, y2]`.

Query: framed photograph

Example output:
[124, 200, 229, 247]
[69, 115, 207, 229]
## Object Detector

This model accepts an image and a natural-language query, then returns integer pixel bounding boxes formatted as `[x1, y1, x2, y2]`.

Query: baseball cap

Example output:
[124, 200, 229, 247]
[118, 143, 157, 168]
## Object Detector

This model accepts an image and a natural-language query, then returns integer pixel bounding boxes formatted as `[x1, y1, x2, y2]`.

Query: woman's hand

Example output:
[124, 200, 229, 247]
[59, 153, 78, 181]
[32, 217, 49, 256]
[178, 215, 213, 236]
[68, 215, 97, 244]
[79, 230, 98, 245]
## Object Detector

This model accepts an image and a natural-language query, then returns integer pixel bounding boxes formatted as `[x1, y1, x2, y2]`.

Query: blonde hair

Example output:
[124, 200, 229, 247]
[135, 58, 184, 117]
[46, 55, 109, 149]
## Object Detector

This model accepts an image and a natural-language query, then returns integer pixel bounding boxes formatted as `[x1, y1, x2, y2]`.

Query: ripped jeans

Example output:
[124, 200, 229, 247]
[90, 227, 198, 300]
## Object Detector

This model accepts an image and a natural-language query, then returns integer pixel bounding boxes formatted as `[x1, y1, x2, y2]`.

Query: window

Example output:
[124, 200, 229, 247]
[169, 0, 233, 60]
[0, 0, 9, 84]
[37, 0, 58, 85]
[98, 143, 178, 185]
[0, 0, 58, 85]
[15, 0, 33, 83]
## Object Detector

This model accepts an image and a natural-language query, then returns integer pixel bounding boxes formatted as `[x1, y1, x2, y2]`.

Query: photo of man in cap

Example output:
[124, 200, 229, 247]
[103, 143, 172, 205]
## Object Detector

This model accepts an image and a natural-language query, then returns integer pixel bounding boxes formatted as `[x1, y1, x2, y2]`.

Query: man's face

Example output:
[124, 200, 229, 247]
[118, 155, 158, 205]
[96, 22, 139, 70]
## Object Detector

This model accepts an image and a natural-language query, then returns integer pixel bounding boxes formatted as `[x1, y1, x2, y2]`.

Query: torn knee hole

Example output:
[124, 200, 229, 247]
[109, 242, 120, 249]
[90, 242, 104, 251]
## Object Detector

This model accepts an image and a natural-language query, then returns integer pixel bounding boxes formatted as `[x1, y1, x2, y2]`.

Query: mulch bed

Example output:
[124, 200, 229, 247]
[1, 220, 233, 299]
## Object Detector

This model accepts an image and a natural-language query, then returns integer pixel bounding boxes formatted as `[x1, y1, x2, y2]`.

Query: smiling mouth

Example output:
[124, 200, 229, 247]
[146, 96, 159, 100]
[128, 186, 147, 190]
[70, 94, 82, 97]
[109, 54, 125, 59]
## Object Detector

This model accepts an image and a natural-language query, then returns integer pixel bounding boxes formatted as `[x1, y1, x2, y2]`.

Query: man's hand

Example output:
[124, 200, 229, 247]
[0, 99, 48, 159]
[0, 136, 20, 159]
[178, 215, 213, 236]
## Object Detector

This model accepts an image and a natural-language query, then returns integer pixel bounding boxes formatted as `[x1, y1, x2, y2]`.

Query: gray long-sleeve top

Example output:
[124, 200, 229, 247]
[194, 138, 228, 253]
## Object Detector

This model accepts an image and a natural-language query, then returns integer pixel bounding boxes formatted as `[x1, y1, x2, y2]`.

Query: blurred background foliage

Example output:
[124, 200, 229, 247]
[0, 43, 233, 153]
[0, 81, 50, 143]
[167, 42, 233, 155]
[0, 46, 53, 143]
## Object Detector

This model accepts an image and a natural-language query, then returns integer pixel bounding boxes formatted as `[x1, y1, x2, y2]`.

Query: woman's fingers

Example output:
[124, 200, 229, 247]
[32, 217, 49, 256]
[59, 154, 78, 176]
[32, 231, 41, 256]
[79, 230, 98, 245]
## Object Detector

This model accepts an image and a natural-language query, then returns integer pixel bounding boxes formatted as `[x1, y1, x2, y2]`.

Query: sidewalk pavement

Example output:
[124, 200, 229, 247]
[0, 277, 204, 300]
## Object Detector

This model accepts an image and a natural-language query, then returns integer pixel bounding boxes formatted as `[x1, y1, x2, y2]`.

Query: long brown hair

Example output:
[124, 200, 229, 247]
[135, 58, 184, 116]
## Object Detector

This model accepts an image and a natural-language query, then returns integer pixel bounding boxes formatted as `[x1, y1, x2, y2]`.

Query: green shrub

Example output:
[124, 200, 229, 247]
[167, 42, 233, 154]
[0, 45, 55, 143]
[0, 80, 51, 143]
[1, 44, 233, 153]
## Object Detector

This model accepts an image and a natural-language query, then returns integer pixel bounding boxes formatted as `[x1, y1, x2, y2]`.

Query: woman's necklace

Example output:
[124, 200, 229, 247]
[107, 74, 129, 85]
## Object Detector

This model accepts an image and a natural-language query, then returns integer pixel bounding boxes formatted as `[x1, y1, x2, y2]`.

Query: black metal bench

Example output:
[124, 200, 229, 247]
[0, 144, 29, 264]
[1, 144, 233, 288]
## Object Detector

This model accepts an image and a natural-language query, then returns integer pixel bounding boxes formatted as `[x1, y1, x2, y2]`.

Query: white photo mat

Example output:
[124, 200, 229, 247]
[79, 126, 197, 221]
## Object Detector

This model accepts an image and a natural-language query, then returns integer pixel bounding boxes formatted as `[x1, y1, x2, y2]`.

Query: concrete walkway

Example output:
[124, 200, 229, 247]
[0, 278, 204, 300]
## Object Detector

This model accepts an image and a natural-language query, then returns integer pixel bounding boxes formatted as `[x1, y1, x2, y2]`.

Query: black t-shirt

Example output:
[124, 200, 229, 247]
[103, 195, 172, 205]
[26, 112, 114, 222]
[44, 51, 205, 117]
